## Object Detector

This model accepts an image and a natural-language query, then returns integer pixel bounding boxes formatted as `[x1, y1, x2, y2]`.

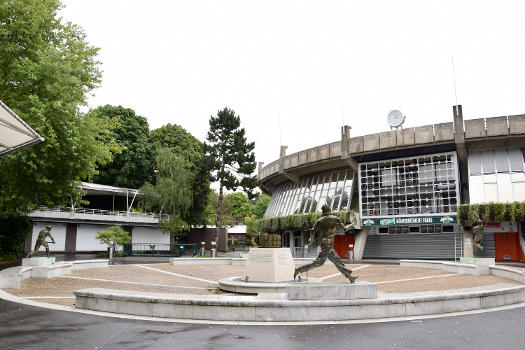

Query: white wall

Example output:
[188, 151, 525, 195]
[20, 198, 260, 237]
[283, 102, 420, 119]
[76, 224, 110, 251]
[132, 226, 170, 244]
[31, 222, 66, 252]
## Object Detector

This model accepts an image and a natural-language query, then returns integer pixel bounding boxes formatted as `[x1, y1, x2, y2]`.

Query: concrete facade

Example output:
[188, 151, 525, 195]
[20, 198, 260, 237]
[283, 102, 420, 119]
[259, 108, 525, 261]
[260, 113, 525, 186]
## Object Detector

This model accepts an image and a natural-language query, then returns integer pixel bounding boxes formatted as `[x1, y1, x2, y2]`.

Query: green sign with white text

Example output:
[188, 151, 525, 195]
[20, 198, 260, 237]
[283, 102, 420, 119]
[361, 215, 457, 226]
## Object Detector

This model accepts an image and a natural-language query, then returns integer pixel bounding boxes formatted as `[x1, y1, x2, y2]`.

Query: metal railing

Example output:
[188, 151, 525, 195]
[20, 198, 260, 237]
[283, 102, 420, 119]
[30, 206, 171, 221]
[305, 236, 321, 255]
[293, 246, 304, 258]
[123, 243, 197, 257]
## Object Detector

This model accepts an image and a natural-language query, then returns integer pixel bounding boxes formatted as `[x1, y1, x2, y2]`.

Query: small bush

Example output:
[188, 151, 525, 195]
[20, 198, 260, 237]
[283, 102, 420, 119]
[96, 225, 131, 248]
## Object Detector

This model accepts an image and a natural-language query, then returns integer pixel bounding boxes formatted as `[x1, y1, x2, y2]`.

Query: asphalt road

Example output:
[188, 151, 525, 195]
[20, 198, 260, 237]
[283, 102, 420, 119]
[0, 299, 523, 350]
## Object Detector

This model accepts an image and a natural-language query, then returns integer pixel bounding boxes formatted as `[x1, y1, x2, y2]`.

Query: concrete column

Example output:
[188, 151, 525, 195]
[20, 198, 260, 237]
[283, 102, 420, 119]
[341, 125, 358, 171]
[463, 229, 474, 258]
[279, 145, 299, 184]
[453, 105, 470, 204]
[258, 161, 264, 177]
[353, 228, 368, 261]
[65, 223, 77, 253]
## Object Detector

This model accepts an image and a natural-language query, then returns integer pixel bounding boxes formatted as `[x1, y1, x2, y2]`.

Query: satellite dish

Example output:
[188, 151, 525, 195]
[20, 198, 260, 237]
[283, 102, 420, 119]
[387, 110, 405, 129]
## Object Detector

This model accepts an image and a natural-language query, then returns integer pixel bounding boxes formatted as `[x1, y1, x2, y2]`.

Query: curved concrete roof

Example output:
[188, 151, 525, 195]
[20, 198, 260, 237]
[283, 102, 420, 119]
[259, 113, 525, 192]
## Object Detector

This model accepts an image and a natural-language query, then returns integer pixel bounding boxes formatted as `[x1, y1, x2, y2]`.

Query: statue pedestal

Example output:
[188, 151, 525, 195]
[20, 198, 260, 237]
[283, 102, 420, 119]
[22, 257, 56, 266]
[243, 248, 295, 282]
[459, 257, 495, 265]
[285, 282, 377, 300]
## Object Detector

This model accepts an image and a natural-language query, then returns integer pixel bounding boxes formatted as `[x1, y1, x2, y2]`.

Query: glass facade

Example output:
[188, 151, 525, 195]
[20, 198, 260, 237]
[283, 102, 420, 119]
[359, 152, 459, 218]
[468, 148, 525, 203]
[264, 169, 355, 218]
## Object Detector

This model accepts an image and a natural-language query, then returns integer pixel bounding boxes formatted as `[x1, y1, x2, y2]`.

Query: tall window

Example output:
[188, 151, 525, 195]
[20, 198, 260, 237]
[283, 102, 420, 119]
[264, 169, 355, 218]
[359, 152, 459, 218]
[468, 148, 525, 203]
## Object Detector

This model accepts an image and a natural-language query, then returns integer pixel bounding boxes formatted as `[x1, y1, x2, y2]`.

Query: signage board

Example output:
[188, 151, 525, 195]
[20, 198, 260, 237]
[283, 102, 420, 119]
[361, 215, 457, 226]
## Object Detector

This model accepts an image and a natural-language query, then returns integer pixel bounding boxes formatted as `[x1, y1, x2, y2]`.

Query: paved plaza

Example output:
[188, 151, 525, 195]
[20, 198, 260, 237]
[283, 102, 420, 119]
[3, 263, 520, 308]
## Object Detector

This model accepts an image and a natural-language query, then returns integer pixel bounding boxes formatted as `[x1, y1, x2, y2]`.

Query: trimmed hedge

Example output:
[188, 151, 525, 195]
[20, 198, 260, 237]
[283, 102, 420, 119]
[257, 210, 357, 233]
[457, 201, 525, 225]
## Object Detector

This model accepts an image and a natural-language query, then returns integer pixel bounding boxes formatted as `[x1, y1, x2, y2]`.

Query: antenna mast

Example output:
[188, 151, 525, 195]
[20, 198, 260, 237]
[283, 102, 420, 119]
[451, 55, 459, 106]
[278, 108, 282, 146]
[340, 80, 345, 125]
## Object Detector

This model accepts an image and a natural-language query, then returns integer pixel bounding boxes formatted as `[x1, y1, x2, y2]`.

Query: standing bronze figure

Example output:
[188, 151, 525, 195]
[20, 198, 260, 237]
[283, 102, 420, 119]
[294, 204, 358, 283]
[27, 226, 55, 258]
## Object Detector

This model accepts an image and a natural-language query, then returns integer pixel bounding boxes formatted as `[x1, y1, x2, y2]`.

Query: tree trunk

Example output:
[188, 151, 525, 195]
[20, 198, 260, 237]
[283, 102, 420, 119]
[215, 181, 223, 246]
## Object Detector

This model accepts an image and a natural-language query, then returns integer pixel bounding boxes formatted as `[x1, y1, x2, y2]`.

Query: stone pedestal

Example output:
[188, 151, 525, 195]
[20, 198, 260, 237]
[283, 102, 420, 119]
[22, 257, 55, 266]
[285, 282, 377, 300]
[460, 257, 495, 265]
[462, 231, 474, 258]
[243, 248, 294, 282]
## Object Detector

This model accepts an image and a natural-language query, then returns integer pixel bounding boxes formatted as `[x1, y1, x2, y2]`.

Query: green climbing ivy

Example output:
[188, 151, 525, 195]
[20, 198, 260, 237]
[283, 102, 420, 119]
[458, 201, 525, 224]
[256, 209, 357, 233]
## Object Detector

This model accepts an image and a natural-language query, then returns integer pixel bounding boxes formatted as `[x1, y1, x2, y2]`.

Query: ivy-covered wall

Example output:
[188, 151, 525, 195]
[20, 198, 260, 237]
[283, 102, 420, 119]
[457, 201, 525, 225]
[257, 210, 357, 233]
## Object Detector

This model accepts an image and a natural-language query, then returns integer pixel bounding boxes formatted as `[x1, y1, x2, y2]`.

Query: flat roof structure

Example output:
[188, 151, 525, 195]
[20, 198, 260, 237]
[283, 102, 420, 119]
[0, 100, 44, 156]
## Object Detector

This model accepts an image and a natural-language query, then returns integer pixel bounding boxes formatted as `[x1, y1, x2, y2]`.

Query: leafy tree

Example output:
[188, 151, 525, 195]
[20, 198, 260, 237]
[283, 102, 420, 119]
[96, 225, 131, 248]
[244, 213, 257, 247]
[252, 194, 270, 219]
[90, 105, 154, 189]
[205, 189, 234, 226]
[204, 107, 259, 242]
[150, 123, 203, 167]
[141, 148, 194, 240]
[0, 0, 119, 215]
[150, 123, 210, 226]
[226, 192, 251, 224]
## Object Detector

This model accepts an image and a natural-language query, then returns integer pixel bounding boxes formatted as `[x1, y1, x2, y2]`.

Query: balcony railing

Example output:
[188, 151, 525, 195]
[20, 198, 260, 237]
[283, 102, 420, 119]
[28, 206, 171, 224]
[123, 243, 198, 257]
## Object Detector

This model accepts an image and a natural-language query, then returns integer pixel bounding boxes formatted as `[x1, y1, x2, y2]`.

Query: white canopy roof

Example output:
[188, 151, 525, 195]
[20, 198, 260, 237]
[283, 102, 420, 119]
[0, 100, 44, 156]
[80, 182, 140, 196]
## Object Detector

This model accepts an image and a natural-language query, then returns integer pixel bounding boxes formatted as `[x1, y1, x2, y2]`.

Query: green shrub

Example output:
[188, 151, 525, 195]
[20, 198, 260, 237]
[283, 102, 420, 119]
[255, 209, 357, 233]
[96, 225, 131, 248]
[458, 201, 525, 225]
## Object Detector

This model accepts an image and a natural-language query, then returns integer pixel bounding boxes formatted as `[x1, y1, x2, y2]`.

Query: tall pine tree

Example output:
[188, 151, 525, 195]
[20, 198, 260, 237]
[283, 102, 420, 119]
[204, 108, 259, 243]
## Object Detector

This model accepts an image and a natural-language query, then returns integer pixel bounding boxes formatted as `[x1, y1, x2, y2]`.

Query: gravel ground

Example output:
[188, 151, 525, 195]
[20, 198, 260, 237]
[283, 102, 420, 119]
[68, 265, 212, 288]
[378, 274, 520, 293]
[148, 263, 245, 281]
[324, 265, 450, 282]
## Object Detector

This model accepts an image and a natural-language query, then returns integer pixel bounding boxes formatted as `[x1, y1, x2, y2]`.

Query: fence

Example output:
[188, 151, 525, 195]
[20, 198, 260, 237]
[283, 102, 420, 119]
[30, 206, 171, 221]
[123, 243, 198, 257]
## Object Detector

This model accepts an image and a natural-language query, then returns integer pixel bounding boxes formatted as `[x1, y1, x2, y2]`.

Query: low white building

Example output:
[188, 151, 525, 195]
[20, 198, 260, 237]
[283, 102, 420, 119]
[25, 183, 169, 254]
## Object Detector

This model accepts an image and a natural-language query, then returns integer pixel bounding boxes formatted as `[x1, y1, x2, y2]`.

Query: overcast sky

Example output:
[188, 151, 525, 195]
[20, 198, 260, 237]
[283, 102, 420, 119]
[61, 0, 524, 169]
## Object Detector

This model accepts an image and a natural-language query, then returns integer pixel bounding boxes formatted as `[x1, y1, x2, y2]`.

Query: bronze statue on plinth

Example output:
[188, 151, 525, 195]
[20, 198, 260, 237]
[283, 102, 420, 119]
[27, 226, 55, 258]
[294, 204, 358, 283]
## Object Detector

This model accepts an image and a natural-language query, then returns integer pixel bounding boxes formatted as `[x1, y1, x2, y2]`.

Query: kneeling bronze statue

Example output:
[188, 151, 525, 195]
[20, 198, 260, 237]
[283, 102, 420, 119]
[294, 204, 358, 283]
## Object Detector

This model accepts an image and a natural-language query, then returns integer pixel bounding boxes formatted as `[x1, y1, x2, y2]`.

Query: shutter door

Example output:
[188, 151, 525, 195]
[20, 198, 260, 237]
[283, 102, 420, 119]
[363, 233, 463, 259]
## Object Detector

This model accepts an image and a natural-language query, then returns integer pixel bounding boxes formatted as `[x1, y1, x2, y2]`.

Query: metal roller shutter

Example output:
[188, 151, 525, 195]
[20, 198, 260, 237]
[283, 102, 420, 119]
[363, 233, 464, 259]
